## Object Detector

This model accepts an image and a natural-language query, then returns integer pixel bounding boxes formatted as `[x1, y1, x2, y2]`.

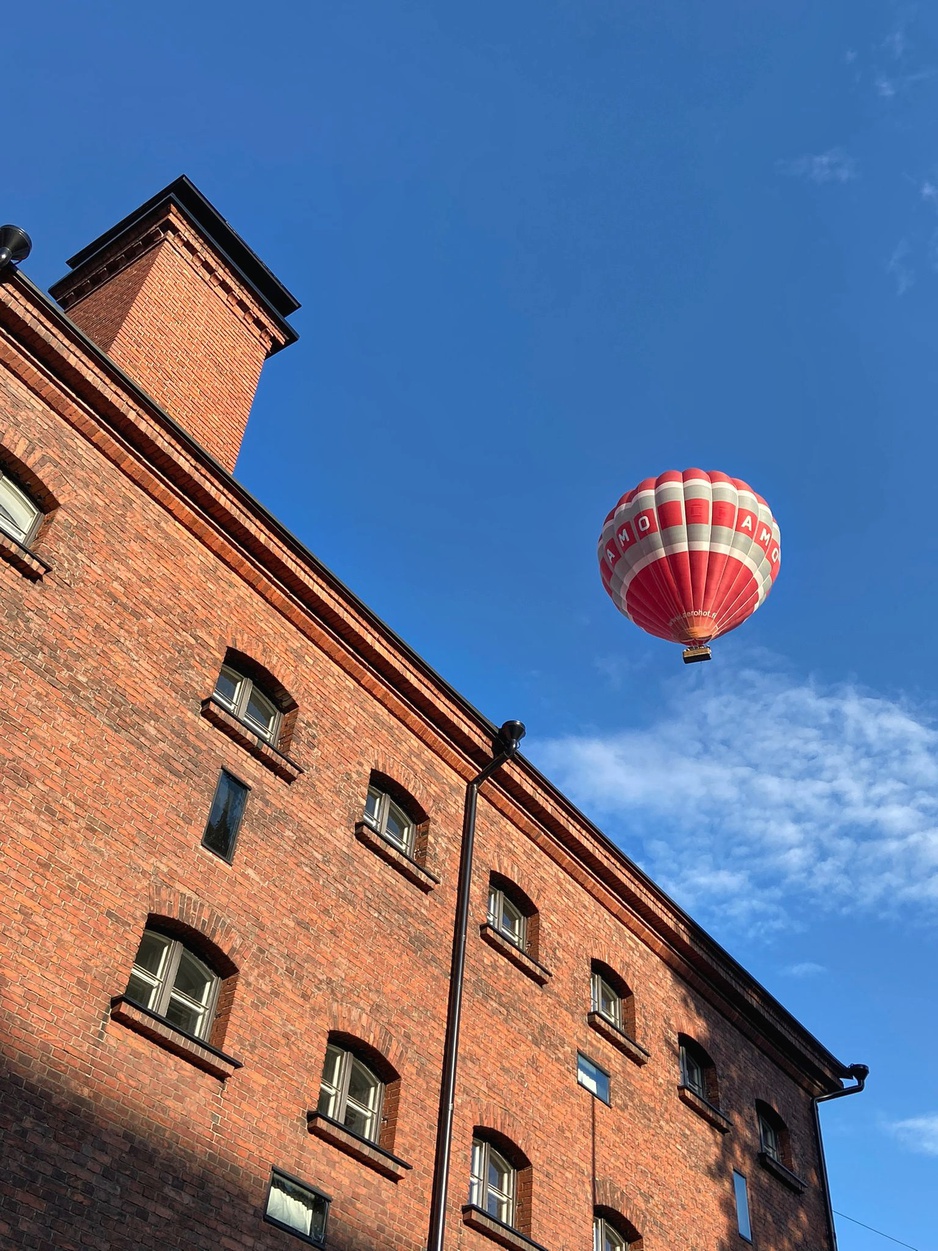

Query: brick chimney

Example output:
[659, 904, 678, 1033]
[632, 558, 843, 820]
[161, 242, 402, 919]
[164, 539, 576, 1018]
[50, 177, 299, 472]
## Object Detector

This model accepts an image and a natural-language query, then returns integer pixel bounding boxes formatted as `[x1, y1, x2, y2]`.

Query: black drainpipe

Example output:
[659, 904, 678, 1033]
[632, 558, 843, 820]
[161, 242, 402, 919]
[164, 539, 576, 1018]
[813, 1063, 869, 1251]
[426, 719, 526, 1251]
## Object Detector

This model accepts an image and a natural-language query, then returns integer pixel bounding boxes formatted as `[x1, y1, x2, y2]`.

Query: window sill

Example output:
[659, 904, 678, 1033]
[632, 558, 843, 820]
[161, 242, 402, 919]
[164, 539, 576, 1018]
[200, 697, 303, 782]
[306, 1112, 412, 1181]
[759, 1151, 806, 1194]
[678, 1084, 732, 1133]
[462, 1206, 548, 1251]
[0, 530, 50, 581]
[479, 924, 551, 986]
[587, 1012, 649, 1066]
[354, 822, 439, 892]
[109, 996, 242, 1081]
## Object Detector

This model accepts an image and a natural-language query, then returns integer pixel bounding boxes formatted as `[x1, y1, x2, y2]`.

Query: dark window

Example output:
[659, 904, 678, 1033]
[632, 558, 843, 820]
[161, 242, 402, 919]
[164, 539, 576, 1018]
[264, 1170, 330, 1246]
[124, 930, 220, 1041]
[757, 1100, 792, 1168]
[201, 770, 249, 861]
[0, 469, 41, 545]
[733, 1171, 752, 1241]
[680, 1035, 718, 1106]
[213, 663, 281, 744]
[317, 1043, 384, 1143]
[577, 1052, 611, 1104]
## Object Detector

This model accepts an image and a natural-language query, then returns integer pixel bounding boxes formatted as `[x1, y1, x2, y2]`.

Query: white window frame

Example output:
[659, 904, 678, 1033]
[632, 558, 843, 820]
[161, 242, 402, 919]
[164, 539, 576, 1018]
[124, 930, 220, 1042]
[0, 469, 41, 546]
[364, 785, 415, 856]
[487, 884, 527, 950]
[470, 1138, 516, 1227]
[594, 1215, 631, 1251]
[591, 970, 622, 1029]
[317, 1043, 384, 1143]
[213, 664, 281, 744]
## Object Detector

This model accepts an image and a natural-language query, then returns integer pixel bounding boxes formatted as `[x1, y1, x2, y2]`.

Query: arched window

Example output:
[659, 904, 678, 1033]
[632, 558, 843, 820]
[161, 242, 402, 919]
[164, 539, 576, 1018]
[470, 1138, 515, 1225]
[362, 772, 428, 861]
[756, 1100, 792, 1168]
[213, 662, 281, 744]
[679, 1034, 720, 1106]
[487, 873, 539, 958]
[0, 468, 41, 546]
[318, 1043, 382, 1141]
[124, 928, 221, 1042]
[590, 961, 635, 1037]
[468, 1131, 531, 1233]
[594, 1211, 641, 1251]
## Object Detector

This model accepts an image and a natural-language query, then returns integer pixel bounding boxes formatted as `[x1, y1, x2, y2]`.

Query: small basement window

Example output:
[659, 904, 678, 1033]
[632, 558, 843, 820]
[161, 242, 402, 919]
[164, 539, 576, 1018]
[265, 1170, 330, 1246]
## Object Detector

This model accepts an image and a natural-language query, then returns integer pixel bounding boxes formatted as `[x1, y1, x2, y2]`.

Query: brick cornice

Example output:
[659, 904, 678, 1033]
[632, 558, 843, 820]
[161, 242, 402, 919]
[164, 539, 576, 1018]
[52, 202, 289, 358]
[0, 271, 848, 1097]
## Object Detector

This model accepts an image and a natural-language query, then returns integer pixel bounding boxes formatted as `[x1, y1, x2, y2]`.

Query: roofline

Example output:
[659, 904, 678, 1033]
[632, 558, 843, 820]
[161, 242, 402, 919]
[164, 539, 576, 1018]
[2, 263, 852, 1089]
[54, 175, 300, 348]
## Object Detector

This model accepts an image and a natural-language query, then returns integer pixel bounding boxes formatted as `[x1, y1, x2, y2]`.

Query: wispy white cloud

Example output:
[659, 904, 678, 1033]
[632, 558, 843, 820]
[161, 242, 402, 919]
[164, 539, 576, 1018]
[890, 1115, 938, 1156]
[532, 667, 938, 933]
[888, 240, 915, 294]
[782, 961, 827, 978]
[777, 149, 858, 185]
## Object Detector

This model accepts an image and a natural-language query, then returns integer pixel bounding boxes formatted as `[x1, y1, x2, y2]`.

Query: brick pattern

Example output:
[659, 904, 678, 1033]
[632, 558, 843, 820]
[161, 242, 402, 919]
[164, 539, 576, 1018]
[52, 203, 292, 471]
[0, 226, 845, 1251]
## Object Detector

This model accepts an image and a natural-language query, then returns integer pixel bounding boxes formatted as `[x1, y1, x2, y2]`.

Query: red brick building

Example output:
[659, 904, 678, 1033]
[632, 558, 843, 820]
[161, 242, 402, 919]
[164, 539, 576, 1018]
[0, 179, 863, 1251]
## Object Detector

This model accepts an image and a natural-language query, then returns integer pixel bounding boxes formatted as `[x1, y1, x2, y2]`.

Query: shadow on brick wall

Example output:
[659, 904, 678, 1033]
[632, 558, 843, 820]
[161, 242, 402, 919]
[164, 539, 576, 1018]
[0, 1047, 398, 1251]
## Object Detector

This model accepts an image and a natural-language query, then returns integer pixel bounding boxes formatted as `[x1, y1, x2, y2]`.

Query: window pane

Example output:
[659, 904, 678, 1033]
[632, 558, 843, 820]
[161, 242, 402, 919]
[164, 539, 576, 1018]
[266, 1173, 328, 1243]
[317, 1045, 343, 1117]
[347, 1056, 379, 1109]
[244, 687, 277, 739]
[342, 1101, 376, 1140]
[485, 1148, 513, 1223]
[214, 666, 242, 709]
[386, 807, 413, 853]
[202, 771, 249, 861]
[0, 474, 40, 544]
[577, 1053, 611, 1104]
[163, 995, 207, 1038]
[683, 1048, 705, 1096]
[132, 931, 171, 977]
[125, 970, 161, 1010]
[733, 1171, 752, 1241]
[364, 788, 381, 824]
[760, 1116, 780, 1159]
[173, 949, 214, 1002]
[469, 1140, 485, 1206]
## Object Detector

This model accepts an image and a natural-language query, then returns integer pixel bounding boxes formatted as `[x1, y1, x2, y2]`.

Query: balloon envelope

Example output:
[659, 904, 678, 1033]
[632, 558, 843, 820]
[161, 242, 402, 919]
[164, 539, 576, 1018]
[598, 469, 781, 648]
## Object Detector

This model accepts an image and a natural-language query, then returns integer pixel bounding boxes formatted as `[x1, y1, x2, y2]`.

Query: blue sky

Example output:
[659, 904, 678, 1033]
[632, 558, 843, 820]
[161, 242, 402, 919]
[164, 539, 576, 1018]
[5, 2, 936, 1246]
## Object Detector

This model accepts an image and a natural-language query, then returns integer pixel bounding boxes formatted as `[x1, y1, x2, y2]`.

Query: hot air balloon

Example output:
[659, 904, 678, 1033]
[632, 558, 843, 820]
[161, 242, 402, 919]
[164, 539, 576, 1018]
[598, 469, 781, 663]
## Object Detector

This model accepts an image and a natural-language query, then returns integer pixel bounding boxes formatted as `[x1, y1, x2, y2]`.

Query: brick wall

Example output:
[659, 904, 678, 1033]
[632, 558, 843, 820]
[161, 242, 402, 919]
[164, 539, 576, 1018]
[0, 228, 842, 1251]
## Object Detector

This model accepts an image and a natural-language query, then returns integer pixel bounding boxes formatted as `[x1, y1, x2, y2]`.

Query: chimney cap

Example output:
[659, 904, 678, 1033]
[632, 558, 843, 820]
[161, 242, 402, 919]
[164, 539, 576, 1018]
[61, 175, 301, 323]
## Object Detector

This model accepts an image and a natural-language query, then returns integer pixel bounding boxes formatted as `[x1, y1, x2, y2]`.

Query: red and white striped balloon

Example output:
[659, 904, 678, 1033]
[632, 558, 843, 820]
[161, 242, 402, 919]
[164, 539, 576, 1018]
[598, 469, 781, 651]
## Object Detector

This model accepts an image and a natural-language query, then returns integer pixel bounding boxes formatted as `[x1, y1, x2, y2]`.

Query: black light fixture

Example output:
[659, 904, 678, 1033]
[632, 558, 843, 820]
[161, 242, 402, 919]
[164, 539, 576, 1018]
[0, 225, 32, 270]
[426, 719, 526, 1251]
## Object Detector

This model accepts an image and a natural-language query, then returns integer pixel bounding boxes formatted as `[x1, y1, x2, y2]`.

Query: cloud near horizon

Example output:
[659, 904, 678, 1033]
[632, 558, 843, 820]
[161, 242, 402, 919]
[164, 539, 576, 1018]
[532, 667, 938, 933]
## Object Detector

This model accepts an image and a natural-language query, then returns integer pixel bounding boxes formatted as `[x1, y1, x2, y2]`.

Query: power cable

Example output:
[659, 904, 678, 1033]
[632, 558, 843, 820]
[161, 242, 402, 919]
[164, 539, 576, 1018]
[833, 1208, 922, 1251]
